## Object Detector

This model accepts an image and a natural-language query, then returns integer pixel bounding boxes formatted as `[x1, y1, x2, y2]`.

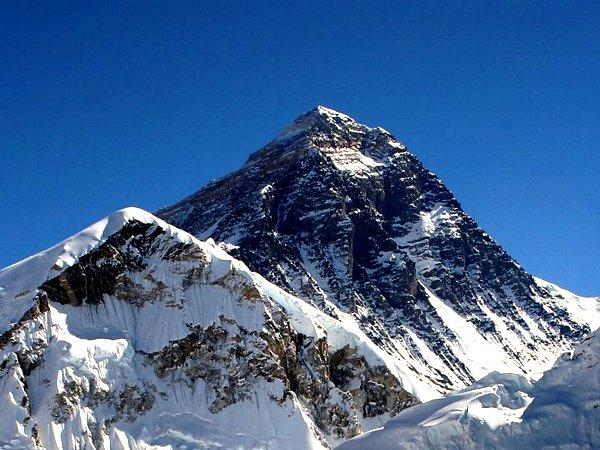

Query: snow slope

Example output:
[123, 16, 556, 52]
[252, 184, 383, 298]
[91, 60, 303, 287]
[0, 208, 417, 449]
[339, 328, 600, 449]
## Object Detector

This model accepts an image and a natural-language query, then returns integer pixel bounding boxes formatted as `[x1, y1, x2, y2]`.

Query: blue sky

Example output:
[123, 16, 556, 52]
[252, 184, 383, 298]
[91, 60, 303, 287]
[1, 1, 598, 295]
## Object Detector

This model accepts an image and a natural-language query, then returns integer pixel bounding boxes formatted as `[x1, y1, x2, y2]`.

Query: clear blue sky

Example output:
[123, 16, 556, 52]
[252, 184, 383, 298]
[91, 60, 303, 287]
[1, 1, 598, 295]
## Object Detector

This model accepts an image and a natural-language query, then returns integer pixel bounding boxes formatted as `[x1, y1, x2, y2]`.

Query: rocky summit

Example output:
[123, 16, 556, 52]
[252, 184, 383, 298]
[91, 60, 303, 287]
[159, 106, 598, 396]
[0, 107, 597, 449]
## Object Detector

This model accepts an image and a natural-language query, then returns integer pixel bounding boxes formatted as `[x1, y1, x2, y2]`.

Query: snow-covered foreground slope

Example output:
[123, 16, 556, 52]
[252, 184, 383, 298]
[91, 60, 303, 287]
[339, 328, 600, 450]
[0, 208, 417, 449]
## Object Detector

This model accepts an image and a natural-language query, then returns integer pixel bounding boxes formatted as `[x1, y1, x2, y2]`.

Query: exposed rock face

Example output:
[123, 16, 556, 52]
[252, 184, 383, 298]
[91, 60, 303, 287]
[330, 345, 413, 419]
[0, 209, 415, 449]
[159, 106, 598, 394]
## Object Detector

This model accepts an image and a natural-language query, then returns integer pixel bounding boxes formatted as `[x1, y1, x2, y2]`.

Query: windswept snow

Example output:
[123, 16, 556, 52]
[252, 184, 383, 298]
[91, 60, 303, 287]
[276, 106, 367, 143]
[339, 328, 600, 450]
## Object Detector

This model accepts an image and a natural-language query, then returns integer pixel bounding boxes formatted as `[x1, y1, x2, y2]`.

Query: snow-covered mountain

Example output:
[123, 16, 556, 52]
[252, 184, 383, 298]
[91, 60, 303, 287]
[338, 328, 600, 449]
[0, 208, 417, 449]
[0, 107, 597, 449]
[159, 106, 599, 398]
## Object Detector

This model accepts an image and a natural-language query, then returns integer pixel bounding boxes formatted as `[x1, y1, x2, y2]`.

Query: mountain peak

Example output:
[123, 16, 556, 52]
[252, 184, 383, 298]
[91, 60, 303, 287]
[158, 106, 597, 402]
[276, 105, 369, 142]
[312, 105, 353, 119]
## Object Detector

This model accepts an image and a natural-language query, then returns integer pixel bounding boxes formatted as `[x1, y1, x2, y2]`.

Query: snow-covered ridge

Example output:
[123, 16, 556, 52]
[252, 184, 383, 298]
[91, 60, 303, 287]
[0, 207, 418, 449]
[0, 208, 158, 334]
[534, 276, 600, 331]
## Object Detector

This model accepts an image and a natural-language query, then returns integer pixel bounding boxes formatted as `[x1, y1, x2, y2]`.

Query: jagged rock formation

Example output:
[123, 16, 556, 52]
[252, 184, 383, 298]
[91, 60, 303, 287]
[159, 106, 599, 397]
[0, 208, 415, 449]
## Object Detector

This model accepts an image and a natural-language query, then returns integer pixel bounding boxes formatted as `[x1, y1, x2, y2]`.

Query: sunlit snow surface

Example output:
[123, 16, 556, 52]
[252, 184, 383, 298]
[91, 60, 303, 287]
[339, 328, 600, 450]
[0, 208, 407, 449]
[0, 209, 329, 449]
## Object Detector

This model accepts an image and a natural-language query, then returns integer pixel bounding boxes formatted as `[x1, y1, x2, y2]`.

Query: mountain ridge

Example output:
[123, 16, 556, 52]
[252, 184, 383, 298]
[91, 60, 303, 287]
[0, 107, 597, 449]
[158, 107, 598, 396]
[0, 207, 421, 449]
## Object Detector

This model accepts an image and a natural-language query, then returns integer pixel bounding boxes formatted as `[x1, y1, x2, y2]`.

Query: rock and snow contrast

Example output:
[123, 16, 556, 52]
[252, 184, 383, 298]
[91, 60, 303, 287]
[0, 107, 598, 449]
[0, 208, 416, 449]
[159, 106, 599, 396]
